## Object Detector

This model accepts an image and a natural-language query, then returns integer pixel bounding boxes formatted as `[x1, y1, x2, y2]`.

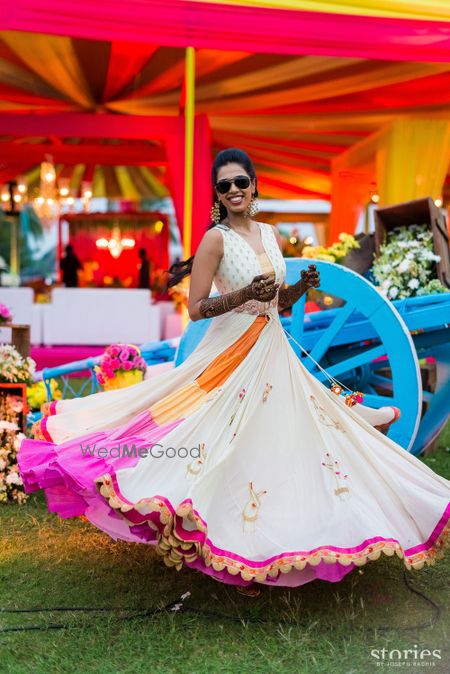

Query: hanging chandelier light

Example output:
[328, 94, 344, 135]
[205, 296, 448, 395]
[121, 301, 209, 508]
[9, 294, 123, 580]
[33, 157, 60, 225]
[81, 180, 93, 213]
[57, 177, 76, 209]
[96, 225, 135, 259]
[33, 156, 91, 224]
[0, 177, 28, 214]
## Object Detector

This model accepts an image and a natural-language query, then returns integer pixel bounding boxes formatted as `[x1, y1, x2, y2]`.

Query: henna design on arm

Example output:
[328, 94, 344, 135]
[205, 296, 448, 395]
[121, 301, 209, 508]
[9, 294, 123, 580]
[199, 286, 253, 318]
[277, 281, 307, 311]
[199, 274, 279, 319]
[277, 265, 320, 311]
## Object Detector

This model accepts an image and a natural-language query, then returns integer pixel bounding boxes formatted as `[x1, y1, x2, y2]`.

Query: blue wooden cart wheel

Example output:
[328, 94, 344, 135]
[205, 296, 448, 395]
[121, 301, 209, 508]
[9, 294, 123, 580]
[284, 259, 422, 451]
[175, 259, 422, 451]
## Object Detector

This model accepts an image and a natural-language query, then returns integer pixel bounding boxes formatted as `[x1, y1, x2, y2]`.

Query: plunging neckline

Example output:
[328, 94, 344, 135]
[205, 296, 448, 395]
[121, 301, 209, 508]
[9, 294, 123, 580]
[222, 221, 266, 258]
[217, 221, 276, 280]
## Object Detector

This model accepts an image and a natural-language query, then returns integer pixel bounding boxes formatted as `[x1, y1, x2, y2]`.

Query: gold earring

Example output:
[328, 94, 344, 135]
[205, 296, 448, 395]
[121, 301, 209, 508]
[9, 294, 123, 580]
[210, 200, 221, 225]
[246, 195, 259, 218]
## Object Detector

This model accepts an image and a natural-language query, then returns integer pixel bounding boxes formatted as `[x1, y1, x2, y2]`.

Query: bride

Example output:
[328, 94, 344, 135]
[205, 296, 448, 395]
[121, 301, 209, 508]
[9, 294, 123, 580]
[18, 148, 450, 598]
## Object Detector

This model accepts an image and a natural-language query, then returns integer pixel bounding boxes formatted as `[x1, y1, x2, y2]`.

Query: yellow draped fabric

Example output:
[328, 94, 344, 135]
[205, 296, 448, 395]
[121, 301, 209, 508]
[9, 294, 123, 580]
[114, 166, 142, 200]
[24, 162, 167, 201]
[1, 34, 94, 109]
[183, 46, 195, 260]
[328, 118, 450, 242]
[93, 167, 106, 198]
[137, 168, 168, 199]
[197, 63, 450, 114]
[69, 164, 87, 193]
[376, 119, 450, 205]
[125, 167, 156, 198]
[110, 61, 450, 115]
[194, 55, 359, 100]
[114, 56, 364, 110]
[128, 49, 249, 100]
[0, 56, 63, 100]
[200, 0, 450, 22]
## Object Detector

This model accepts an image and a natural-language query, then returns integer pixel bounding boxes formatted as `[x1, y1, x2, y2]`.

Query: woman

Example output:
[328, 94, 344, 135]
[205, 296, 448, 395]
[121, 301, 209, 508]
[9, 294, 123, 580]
[18, 149, 449, 598]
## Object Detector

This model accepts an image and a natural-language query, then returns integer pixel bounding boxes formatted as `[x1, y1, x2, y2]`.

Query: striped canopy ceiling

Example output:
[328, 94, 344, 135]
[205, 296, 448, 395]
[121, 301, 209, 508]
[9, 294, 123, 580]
[2, 25, 450, 201]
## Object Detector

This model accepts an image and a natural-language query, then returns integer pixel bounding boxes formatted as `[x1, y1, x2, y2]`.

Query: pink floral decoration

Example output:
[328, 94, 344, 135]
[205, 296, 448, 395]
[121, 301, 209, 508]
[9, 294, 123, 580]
[95, 342, 147, 386]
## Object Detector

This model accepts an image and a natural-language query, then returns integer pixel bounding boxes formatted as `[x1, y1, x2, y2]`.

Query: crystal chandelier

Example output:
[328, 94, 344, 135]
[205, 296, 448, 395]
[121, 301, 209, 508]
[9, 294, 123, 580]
[96, 225, 135, 259]
[33, 158, 58, 224]
[0, 176, 27, 213]
[33, 156, 93, 224]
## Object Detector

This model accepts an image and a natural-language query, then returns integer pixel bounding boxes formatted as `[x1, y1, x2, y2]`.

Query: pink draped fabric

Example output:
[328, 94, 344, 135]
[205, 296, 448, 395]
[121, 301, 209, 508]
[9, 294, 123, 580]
[4, 0, 450, 61]
[165, 114, 212, 251]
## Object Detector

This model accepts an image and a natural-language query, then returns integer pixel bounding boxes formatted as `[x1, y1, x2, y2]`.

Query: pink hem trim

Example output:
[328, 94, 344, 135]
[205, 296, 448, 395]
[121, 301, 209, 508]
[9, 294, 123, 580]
[107, 473, 450, 566]
[40, 416, 53, 443]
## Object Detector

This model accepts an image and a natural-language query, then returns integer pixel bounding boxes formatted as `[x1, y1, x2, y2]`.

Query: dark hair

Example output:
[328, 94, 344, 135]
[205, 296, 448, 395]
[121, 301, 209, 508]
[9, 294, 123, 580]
[165, 148, 258, 289]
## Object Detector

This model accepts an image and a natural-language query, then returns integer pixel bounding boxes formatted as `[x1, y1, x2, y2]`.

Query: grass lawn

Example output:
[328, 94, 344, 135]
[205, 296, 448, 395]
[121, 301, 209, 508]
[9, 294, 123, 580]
[1, 425, 449, 674]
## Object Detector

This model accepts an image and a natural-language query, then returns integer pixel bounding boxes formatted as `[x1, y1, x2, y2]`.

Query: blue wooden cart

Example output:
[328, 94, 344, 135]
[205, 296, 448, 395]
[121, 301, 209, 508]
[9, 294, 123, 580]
[175, 259, 450, 455]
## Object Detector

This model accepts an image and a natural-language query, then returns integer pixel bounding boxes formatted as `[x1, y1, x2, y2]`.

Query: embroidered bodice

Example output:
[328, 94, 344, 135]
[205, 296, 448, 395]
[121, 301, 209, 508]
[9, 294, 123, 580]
[213, 222, 286, 315]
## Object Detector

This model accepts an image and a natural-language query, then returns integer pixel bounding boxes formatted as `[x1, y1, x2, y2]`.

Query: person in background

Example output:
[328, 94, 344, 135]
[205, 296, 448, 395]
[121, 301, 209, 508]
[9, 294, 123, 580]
[60, 244, 82, 288]
[138, 248, 151, 289]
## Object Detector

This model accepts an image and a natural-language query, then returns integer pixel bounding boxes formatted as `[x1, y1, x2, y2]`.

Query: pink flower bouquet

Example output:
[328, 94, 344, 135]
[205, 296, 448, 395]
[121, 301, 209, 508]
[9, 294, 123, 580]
[0, 304, 12, 325]
[94, 343, 147, 391]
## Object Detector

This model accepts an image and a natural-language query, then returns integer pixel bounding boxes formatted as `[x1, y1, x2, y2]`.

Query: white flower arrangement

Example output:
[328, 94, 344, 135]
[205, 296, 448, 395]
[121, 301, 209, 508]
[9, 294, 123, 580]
[0, 420, 19, 432]
[0, 344, 33, 504]
[373, 224, 448, 300]
[0, 344, 36, 384]
[0, 393, 28, 505]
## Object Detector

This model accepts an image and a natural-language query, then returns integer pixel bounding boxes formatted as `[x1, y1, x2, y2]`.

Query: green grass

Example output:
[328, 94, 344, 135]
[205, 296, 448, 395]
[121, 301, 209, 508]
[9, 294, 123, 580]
[1, 427, 449, 674]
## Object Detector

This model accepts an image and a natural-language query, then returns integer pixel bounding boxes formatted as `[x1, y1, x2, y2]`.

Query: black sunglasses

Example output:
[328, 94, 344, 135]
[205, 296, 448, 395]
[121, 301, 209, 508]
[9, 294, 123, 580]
[215, 175, 251, 194]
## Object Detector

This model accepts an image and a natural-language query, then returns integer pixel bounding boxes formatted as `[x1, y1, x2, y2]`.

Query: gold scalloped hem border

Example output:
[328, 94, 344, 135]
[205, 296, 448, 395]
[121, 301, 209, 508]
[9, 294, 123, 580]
[201, 528, 450, 580]
[95, 474, 450, 582]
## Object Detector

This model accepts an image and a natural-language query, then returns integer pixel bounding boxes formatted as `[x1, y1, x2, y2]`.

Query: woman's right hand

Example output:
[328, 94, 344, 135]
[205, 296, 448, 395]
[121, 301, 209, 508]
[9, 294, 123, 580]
[246, 274, 279, 302]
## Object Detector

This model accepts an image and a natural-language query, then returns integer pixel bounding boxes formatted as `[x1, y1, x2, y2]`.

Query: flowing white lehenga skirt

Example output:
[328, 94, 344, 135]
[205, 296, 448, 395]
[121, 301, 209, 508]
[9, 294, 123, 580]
[18, 308, 450, 588]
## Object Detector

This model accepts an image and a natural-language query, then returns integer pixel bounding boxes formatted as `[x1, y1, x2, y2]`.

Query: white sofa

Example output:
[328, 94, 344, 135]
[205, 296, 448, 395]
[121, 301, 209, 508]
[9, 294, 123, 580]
[42, 288, 161, 345]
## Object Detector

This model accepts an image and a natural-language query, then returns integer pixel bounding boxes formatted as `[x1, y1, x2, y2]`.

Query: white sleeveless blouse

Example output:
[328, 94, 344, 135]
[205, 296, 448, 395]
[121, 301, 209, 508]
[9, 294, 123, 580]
[213, 222, 286, 316]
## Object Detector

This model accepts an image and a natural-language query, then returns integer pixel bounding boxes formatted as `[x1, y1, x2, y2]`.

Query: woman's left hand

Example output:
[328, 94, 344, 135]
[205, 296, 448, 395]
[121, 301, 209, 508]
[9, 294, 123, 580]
[300, 264, 320, 290]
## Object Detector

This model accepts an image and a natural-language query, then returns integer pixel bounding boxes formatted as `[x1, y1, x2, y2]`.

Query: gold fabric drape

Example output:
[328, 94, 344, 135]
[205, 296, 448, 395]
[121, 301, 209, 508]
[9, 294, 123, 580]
[376, 119, 450, 205]
[329, 118, 450, 242]
[201, 0, 450, 22]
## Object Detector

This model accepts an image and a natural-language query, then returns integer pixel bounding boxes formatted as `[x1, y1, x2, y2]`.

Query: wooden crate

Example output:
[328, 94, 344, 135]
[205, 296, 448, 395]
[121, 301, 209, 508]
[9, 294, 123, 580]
[0, 323, 30, 358]
[342, 232, 375, 277]
[11, 324, 30, 358]
[374, 197, 450, 289]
